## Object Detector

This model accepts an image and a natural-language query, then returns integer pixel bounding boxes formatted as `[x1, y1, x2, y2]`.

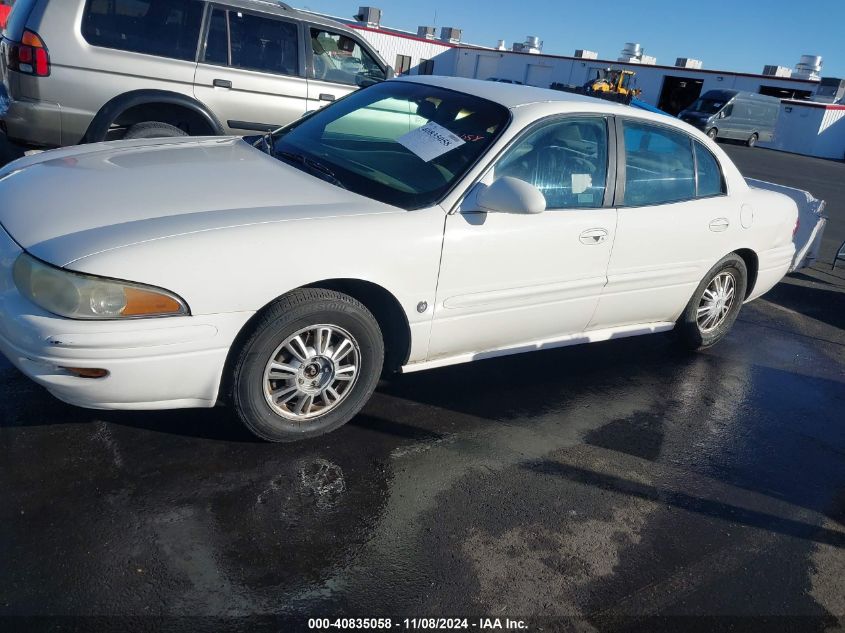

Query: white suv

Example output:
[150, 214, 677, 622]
[0, 0, 389, 147]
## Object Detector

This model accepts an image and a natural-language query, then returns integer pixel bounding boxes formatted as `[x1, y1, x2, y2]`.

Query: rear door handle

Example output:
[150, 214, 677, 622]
[709, 218, 730, 232]
[213, 79, 232, 89]
[579, 228, 609, 245]
[319, 93, 336, 102]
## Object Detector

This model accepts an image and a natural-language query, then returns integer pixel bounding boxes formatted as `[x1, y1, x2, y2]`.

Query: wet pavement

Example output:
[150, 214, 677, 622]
[1, 145, 844, 632]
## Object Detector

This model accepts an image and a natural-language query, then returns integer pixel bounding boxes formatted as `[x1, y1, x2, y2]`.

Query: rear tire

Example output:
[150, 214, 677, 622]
[676, 254, 747, 350]
[707, 127, 718, 140]
[123, 121, 188, 140]
[747, 133, 758, 148]
[231, 289, 384, 442]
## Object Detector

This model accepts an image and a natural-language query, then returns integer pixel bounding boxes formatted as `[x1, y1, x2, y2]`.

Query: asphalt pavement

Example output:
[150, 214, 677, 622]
[0, 141, 843, 632]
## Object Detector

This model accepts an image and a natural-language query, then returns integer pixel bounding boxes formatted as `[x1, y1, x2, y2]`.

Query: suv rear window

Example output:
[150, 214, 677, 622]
[82, 0, 203, 61]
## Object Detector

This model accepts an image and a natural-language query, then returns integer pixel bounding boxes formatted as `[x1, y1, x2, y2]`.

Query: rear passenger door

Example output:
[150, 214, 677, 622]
[194, 6, 308, 134]
[305, 26, 386, 110]
[589, 119, 737, 330]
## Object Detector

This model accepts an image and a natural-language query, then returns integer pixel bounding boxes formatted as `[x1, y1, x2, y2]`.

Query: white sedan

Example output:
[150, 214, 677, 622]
[0, 77, 825, 441]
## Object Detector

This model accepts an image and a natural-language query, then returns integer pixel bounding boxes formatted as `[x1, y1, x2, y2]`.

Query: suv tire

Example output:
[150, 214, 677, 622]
[123, 121, 188, 140]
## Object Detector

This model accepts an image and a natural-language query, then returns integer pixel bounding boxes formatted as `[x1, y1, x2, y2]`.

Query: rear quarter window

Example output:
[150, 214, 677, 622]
[81, 0, 204, 61]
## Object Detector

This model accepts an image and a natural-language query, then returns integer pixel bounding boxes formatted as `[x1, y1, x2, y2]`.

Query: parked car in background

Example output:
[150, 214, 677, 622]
[678, 90, 780, 147]
[0, 77, 825, 442]
[0, 0, 389, 148]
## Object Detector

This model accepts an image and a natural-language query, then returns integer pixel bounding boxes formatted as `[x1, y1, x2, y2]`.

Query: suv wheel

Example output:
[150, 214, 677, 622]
[231, 289, 384, 442]
[676, 254, 747, 350]
[123, 121, 188, 140]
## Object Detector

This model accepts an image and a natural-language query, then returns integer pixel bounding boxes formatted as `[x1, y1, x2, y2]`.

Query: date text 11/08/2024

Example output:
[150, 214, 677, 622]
[307, 618, 529, 630]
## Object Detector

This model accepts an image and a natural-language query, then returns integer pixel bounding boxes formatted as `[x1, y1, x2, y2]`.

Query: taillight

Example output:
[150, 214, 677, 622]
[6, 29, 50, 77]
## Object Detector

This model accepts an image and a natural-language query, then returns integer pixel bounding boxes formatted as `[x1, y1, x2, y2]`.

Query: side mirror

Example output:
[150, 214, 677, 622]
[834, 240, 845, 270]
[477, 177, 546, 215]
[385, 66, 395, 79]
[718, 111, 726, 119]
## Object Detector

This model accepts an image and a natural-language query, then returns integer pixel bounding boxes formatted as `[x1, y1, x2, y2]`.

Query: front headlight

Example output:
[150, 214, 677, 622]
[13, 253, 189, 320]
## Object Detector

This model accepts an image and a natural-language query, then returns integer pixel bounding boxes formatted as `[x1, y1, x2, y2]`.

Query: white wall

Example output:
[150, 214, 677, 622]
[761, 102, 845, 160]
[347, 26, 457, 76]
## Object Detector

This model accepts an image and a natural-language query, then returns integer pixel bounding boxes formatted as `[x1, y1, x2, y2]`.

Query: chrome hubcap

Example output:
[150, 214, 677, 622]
[697, 272, 736, 333]
[263, 324, 360, 420]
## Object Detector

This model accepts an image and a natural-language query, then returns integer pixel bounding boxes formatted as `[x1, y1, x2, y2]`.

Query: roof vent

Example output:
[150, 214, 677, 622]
[440, 27, 462, 44]
[574, 49, 598, 59]
[495, 39, 507, 50]
[513, 36, 543, 54]
[675, 57, 703, 69]
[763, 65, 791, 77]
[793, 54, 822, 80]
[353, 6, 381, 27]
[418, 26, 436, 39]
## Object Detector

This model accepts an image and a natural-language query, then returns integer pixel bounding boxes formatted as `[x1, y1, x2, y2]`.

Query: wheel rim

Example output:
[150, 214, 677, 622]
[262, 324, 360, 421]
[696, 272, 736, 333]
[708, 129, 717, 139]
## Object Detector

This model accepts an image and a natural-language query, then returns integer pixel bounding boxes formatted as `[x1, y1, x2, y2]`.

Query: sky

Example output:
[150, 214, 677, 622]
[298, 0, 845, 78]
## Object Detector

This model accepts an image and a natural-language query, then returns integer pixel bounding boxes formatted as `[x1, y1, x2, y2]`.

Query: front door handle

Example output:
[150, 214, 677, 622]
[579, 228, 609, 245]
[709, 218, 730, 232]
[213, 79, 232, 89]
[319, 93, 336, 102]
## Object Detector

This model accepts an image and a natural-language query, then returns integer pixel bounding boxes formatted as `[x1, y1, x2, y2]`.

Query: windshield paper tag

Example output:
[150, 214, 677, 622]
[397, 121, 466, 162]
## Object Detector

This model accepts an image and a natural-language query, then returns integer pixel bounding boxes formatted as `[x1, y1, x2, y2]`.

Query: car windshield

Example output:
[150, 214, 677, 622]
[690, 98, 726, 114]
[270, 81, 510, 209]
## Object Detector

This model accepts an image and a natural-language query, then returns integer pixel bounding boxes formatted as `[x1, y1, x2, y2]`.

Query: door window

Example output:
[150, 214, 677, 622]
[622, 121, 695, 206]
[310, 28, 385, 86]
[213, 10, 300, 76]
[694, 141, 725, 197]
[494, 118, 609, 209]
[82, 0, 203, 61]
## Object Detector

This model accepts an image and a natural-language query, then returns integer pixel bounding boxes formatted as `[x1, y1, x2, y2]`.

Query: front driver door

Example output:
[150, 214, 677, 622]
[428, 116, 619, 360]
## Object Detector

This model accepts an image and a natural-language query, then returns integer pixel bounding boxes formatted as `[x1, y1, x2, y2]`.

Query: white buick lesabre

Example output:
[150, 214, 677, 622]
[0, 77, 826, 441]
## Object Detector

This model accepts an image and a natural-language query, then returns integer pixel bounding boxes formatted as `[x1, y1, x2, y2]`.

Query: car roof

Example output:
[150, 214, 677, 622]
[397, 75, 630, 110]
[396, 75, 691, 127]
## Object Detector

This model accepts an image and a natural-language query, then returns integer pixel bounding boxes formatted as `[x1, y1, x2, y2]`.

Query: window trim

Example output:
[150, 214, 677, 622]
[615, 116, 727, 208]
[304, 23, 387, 85]
[198, 3, 307, 78]
[79, 0, 206, 62]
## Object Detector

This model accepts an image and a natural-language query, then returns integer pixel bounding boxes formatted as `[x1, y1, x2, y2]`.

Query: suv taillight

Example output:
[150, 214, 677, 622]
[6, 29, 50, 77]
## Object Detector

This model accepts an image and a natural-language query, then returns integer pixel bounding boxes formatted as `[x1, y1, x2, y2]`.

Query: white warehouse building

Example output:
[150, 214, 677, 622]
[305, 6, 845, 159]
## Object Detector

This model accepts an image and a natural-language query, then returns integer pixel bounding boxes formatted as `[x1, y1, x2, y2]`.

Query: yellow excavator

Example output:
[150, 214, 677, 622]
[584, 68, 642, 104]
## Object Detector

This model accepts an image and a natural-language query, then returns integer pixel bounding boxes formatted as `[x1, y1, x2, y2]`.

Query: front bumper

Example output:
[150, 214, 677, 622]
[0, 227, 254, 410]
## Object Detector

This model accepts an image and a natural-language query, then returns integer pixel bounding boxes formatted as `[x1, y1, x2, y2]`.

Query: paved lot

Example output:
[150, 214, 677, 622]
[1, 140, 843, 632]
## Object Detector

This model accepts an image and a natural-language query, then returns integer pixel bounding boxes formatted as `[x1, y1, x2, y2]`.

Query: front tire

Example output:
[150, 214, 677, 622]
[676, 254, 747, 350]
[707, 127, 718, 140]
[747, 133, 758, 148]
[232, 289, 384, 442]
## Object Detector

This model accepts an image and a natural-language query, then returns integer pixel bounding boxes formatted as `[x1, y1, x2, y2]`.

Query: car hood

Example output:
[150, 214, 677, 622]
[0, 136, 397, 266]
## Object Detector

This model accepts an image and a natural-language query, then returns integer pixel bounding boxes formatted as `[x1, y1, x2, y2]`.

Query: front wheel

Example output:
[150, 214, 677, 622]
[707, 127, 718, 140]
[747, 133, 758, 148]
[231, 289, 384, 442]
[675, 254, 748, 350]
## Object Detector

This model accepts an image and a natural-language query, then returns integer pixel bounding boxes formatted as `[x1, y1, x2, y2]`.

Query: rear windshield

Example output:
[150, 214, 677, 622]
[81, 0, 204, 61]
[2, 0, 38, 41]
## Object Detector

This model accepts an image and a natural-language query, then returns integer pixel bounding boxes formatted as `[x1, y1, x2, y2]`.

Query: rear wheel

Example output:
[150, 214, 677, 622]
[707, 127, 718, 140]
[676, 254, 747, 350]
[231, 289, 384, 442]
[747, 133, 758, 148]
[123, 121, 188, 140]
